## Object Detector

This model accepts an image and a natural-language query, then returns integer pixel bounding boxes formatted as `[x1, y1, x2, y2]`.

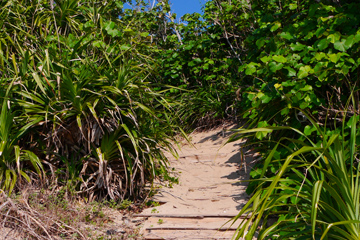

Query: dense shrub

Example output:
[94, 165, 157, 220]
[0, 0, 181, 200]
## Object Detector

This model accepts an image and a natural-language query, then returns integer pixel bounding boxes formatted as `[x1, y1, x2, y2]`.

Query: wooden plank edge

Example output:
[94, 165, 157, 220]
[134, 214, 249, 219]
[144, 236, 231, 240]
[145, 227, 238, 231]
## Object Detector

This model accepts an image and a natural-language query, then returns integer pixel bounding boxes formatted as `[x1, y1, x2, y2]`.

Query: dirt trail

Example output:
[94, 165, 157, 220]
[137, 124, 257, 240]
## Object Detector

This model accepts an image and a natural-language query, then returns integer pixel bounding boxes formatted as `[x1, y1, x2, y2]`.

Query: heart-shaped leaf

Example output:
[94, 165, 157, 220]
[317, 39, 328, 51]
[269, 62, 283, 72]
[334, 39, 347, 52]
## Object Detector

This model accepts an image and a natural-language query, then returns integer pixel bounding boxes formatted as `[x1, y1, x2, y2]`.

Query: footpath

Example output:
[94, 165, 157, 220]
[137, 124, 257, 240]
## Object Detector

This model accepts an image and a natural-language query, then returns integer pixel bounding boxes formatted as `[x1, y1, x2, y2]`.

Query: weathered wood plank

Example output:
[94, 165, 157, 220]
[134, 214, 247, 219]
[143, 217, 242, 230]
[146, 227, 237, 231]
[143, 229, 237, 240]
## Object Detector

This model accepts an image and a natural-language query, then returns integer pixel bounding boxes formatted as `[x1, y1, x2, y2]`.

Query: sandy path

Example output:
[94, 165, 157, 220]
[137, 124, 256, 240]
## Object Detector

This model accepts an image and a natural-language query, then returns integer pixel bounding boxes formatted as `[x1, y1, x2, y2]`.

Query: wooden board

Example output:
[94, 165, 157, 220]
[144, 217, 242, 230]
[141, 216, 246, 240]
[143, 229, 237, 240]
[134, 213, 247, 219]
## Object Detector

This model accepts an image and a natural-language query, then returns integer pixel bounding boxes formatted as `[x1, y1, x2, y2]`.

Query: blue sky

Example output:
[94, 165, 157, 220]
[169, 0, 207, 20]
[125, 1, 207, 21]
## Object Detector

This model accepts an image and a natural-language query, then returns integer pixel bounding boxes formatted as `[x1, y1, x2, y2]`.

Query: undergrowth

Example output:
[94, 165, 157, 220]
[0, 187, 146, 239]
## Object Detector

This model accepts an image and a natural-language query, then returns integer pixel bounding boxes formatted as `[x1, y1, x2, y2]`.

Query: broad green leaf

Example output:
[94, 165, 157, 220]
[345, 35, 354, 49]
[245, 63, 258, 75]
[258, 92, 272, 103]
[342, 65, 350, 75]
[272, 55, 287, 63]
[328, 33, 340, 43]
[207, 59, 215, 65]
[270, 22, 281, 32]
[105, 21, 115, 31]
[247, 93, 255, 101]
[315, 52, 327, 61]
[260, 56, 272, 63]
[328, 53, 341, 63]
[281, 107, 290, 115]
[354, 32, 360, 43]
[93, 40, 106, 48]
[289, 3, 297, 10]
[140, 32, 149, 37]
[300, 85, 313, 91]
[280, 32, 293, 40]
[304, 125, 317, 136]
[290, 42, 306, 51]
[257, 92, 264, 99]
[256, 38, 266, 48]
[317, 39, 328, 51]
[120, 45, 131, 51]
[45, 35, 56, 41]
[315, 27, 326, 37]
[269, 62, 283, 72]
[334, 39, 347, 52]
[298, 65, 312, 79]
[188, 61, 196, 67]
[346, 57, 355, 64]
[107, 29, 120, 37]
[285, 67, 296, 77]
[255, 130, 270, 140]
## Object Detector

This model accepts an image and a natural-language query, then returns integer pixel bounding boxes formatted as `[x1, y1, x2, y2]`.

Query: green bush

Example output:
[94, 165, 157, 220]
[229, 110, 360, 239]
[0, 0, 181, 200]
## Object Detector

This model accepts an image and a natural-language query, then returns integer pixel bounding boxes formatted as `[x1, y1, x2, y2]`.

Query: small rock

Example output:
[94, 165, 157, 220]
[123, 218, 130, 226]
[106, 229, 116, 235]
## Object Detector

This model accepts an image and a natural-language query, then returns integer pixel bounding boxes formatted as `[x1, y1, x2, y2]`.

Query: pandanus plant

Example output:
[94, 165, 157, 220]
[0, 82, 44, 194]
[0, 0, 181, 201]
[230, 107, 360, 239]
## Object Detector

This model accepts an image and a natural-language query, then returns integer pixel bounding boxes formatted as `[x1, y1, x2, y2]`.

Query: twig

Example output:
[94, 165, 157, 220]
[213, 20, 242, 64]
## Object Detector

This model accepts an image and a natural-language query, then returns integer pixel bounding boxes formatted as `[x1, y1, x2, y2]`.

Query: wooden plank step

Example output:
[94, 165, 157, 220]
[134, 213, 246, 219]
[143, 229, 237, 240]
[146, 227, 237, 231]
[143, 217, 241, 231]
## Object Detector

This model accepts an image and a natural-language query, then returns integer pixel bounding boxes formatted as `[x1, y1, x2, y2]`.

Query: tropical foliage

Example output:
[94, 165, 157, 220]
[3, 0, 360, 239]
[0, 0, 181, 200]
[229, 110, 360, 239]
[208, 0, 360, 239]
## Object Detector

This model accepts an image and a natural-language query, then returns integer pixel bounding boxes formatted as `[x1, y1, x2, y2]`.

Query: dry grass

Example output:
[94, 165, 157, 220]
[0, 188, 145, 239]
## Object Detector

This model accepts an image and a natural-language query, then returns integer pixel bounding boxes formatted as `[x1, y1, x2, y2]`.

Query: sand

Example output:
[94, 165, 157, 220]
[138, 124, 258, 240]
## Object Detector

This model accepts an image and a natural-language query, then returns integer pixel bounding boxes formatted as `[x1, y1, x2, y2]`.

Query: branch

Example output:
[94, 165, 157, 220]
[213, 20, 242, 64]
[166, 13, 183, 45]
